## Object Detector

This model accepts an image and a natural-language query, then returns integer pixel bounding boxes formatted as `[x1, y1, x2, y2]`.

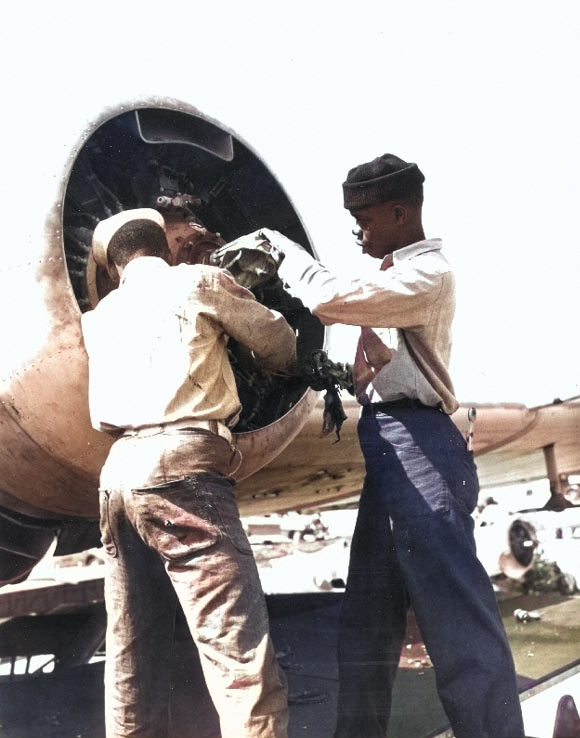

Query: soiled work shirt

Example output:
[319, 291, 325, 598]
[278, 239, 458, 414]
[82, 257, 296, 432]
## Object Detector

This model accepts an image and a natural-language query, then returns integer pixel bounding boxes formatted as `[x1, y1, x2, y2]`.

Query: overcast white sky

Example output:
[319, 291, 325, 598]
[3, 0, 579, 407]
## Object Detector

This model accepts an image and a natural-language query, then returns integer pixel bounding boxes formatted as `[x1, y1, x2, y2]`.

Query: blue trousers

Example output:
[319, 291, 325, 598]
[334, 404, 524, 738]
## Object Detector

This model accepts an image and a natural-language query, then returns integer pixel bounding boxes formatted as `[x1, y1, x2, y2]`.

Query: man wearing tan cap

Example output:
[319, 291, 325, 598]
[82, 209, 295, 738]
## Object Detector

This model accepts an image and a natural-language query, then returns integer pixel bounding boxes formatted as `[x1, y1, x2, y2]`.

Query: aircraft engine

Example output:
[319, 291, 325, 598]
[0, 98, 325, 584]
[499, 518, 539, 579]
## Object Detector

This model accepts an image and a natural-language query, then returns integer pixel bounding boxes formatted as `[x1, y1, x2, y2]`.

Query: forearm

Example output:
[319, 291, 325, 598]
[201, 267, 297, 372]
[231, 228, 440, 330]
[220, 297, 296, 372]
[278, 248, 341, 311]
[239, 307, 297, 371]
[278, 247, 437, 328]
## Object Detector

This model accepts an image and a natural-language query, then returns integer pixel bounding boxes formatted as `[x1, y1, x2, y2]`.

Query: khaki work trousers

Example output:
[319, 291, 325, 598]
[99, 430, 288, 738]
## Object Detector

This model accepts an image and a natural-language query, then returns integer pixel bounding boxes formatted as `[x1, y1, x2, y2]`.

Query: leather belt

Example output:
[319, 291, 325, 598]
[122, 418, 233, 445]
[373, 398, 438, 411]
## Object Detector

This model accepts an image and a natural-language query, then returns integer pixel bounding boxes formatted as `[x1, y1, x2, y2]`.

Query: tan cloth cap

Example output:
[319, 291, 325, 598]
[92, 208, 165, 267]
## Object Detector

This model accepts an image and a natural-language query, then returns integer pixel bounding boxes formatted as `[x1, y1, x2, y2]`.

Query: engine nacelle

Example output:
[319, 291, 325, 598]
[499, 518, 539, 579]
[0, 99, 324, 582]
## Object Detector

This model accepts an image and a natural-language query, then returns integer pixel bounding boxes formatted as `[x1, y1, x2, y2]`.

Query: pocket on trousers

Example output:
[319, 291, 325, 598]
[99, 490, 118, 558]
[130, 478, 222, 560]
[449, 446, 480, 516]
[209, 483, 253, 556]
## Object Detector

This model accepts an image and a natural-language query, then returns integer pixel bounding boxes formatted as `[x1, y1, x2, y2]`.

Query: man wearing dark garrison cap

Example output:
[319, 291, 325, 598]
[257, 155, 524, 738]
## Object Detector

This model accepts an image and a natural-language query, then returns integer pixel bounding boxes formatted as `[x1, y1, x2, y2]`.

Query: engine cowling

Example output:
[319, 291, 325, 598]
[0, 98, 325, 524]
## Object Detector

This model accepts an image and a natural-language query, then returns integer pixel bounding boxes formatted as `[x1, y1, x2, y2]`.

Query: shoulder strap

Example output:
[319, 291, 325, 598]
[402, 330, 458, 414]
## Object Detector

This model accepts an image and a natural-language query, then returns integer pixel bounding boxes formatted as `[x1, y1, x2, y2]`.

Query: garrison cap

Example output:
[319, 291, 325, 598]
[342, 154, 425, 210]
[92, 208, 165, 268]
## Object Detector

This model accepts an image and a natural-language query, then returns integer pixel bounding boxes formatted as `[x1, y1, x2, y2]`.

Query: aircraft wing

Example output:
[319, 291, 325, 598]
[235, 396, 580, 515]
[0, 95, 577, 585]
[453, 397, 580, 490]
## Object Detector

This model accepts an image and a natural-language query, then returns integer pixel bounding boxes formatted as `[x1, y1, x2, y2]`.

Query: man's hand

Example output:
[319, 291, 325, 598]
[210, 231, 285, 289]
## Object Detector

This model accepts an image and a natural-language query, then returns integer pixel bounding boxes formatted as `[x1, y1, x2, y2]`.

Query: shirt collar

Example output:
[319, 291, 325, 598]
[120, 256, 169, 285]
[389, 238, 442, 268]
